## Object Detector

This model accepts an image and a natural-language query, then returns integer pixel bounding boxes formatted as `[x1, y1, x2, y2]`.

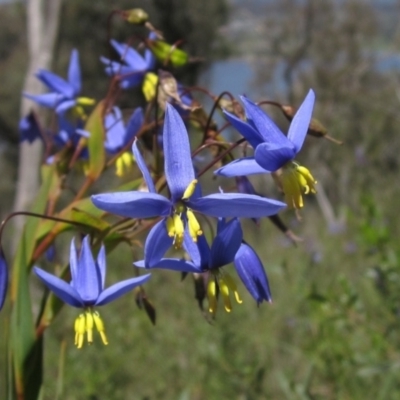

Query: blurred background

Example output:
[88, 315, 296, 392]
[1, 0, 400, 399]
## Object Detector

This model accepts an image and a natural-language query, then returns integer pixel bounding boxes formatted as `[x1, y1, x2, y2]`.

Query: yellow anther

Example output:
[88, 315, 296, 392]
[218, 277, 232, 312]
[85, 311, 94, 344]
[76, 97, 96, 106]
[297, 165, 317, 194]
[93, 311, 109, 346]
[74, 314, 86, 349]
[187, 209, 203, 242]
[166, 216, 175, 237]
[207, 278, 218, 315]
[222, 273, 242, 305]
[115, 152, 133, 177]
[172, 214, 184, 248]
[182, 179, 198, 200]
[142, 72, 159, 102]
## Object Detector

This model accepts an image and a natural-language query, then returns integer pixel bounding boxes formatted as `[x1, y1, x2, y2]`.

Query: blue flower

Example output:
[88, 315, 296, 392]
[19, 112, 42, 143]
[104, 107, 144, 176]
[136, 218, 244, 315]
[92, 104, 286, 252]
[0, 250, 8, 311]
[101, 37, 155, 89]
[234, 242, 272, 304]
[215, 90, 316, 209]
[24, 49, 94, 115]
[34, 236, 151, 348]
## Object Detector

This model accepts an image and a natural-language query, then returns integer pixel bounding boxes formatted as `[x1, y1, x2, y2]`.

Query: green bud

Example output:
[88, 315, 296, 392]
[121, 8, 149, 24]
[147, 39, 189, 67]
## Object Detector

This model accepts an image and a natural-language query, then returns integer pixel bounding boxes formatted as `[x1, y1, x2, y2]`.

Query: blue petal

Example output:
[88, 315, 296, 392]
[97, 244, 107, 291]
[69, 239, 79, 288]
[144, 220, 173, 267]
[95, 274, 151, 306]
[254, 142, 296, 171]
[75, 236, 101, 304]
[241, 96, 292, 147]
[234, 243, 272, 303]
[36, 69, 74, 98]
[104, 107, 126, 152]
[55, 99, 77, 114]
[209, 218, 242, 268]
[132, 140, 156, 193]
[287, 89, 315, 153]
[188, 193, 286, 218]
[163, 104, 196, 202]
[144, 48, 156, 69]
[124, 107, 143, 144]
[19, 113, 42, 143]
[68, 49, 81, 96]
[34, 266, 83, 308]
[183, 229, 210, 269]
[214, 157, 269, 177]
[223, 110, 263, 149]
[135, 258, 201, 273]
[0, 251, 8, 310]
[110, 40, 147, 69]
[92, 191, 172, 218]
[24, 92, 62, 109]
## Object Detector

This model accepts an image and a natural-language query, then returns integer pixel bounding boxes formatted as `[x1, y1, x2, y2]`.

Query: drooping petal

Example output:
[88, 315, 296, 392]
[104, 107, 126, 152]
[188, 193, 286, 218]
[24, 92, 62, 109]
[254, 142, 296, 172]
[132, 140, 156, 193]
[163, 104, 195, 201]
[0, 251, 8, 310]
[234, 243, 272, 303]
[241, 96, 292, 147]
[144, 48, 156, 70]
[209, 218, 242, 268]
[135, 258, 201, 273]
[75, 236, 101, 304]
[214, 157, 268, 177]
[36, 69, 74, 98]
[19, 113, 42, 143]
[144, 220, 173, 267]
[97, 244, 107, 290]
[55, 99, 77, 114]
[92, 191, 172, 219]
[287, 89, 315, 153]
[95, 274, 151, 306]
[68, 49, 81, 96]
[223, 110, 264, 148]
[34, 266, 83, 308]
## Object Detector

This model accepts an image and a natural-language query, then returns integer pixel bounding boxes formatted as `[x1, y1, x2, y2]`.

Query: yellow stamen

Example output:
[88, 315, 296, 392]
[76, 97, 96, 106]
[142, 72, 159, 102]
[115, 152, 133, 177]
[93, 311, 108, 346]
[85, 311, 94, 344]
[182, 179, 198, 200]
[207, 278, 218, 315]
[222, 273, 242, 305]
[187, 209, 203, 242]
[218, 277, 232, 312]
[74, 314, 86, 349]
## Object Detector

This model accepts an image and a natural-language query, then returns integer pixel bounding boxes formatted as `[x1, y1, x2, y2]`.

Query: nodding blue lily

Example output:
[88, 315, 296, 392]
[215, 90, 317, 209]
[24, 49, 95, 115]
[92, 103, 286, 252]
[19, 112, 42, 143]
[234, 242, 272, 304]
[136, 218, 244, 315]
[101, 36, 155, 90]
[0, 250, 8, 311]
[34, 236, 151, 348]
[104, 106, 144, 176]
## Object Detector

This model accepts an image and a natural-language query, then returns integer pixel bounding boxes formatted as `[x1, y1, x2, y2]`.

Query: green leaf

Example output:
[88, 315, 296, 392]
[85, 100, 106, 180]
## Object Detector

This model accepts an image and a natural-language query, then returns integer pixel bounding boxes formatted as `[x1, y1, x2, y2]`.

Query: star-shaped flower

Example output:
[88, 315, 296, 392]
[215, 90, 316, 209]
[34, 236, 151, 348]
[92, 103, 286, 252]
[101, 37, 155, 90]
[24, 49, 94, 115]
